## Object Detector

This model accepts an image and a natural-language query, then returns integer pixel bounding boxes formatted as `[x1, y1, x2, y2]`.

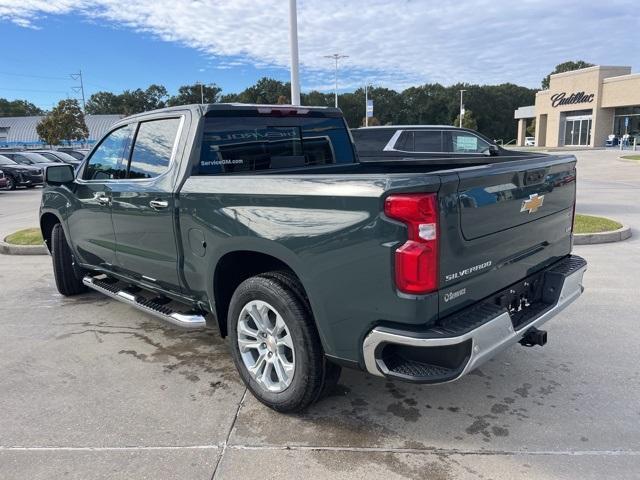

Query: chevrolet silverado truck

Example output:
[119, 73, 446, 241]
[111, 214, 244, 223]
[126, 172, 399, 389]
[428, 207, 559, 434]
[40, 104, 586, 412]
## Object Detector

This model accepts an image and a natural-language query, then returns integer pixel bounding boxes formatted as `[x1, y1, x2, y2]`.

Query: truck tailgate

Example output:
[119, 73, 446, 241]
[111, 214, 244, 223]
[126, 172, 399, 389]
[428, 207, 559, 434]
[437, 155, 576, 317]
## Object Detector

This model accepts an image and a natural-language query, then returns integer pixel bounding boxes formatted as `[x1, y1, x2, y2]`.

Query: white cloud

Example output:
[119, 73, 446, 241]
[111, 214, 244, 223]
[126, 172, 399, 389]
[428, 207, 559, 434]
[0, 0, 637, 90]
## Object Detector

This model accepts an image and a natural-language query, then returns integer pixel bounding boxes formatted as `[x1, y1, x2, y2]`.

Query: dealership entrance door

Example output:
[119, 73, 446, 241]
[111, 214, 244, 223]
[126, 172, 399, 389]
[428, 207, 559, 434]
[564, 113, 592, 146]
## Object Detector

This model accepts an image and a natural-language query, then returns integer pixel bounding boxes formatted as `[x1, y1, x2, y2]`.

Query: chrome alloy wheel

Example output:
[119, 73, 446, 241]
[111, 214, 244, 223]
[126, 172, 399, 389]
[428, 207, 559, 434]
[237, 300, 295, 393]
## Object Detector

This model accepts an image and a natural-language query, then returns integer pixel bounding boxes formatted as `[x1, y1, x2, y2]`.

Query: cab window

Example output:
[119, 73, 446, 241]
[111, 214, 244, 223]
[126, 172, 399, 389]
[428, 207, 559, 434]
[84, 125, 133, 180]
[127, 118, 181, 179]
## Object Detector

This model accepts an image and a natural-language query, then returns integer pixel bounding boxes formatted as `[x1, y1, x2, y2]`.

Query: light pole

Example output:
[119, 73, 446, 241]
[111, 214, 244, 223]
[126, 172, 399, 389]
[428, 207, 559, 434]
[459, 89, 467, 128]
[324, 53, 348, 108]
[365, 83, 368, 127]
[288, 0, 301, 105]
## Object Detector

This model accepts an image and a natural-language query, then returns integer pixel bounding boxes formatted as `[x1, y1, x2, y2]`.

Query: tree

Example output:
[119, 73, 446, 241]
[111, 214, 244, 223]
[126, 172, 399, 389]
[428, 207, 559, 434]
[221, 77, 290, 104]
[167, 83, 222, 106]
[85, 91, 122, 114]
[542, 61, 594, 89]
[0, 98, 43, 116]
[36, 99, 88, 146]
[452, 109, 478, 130]
[86, 85, 168, 115]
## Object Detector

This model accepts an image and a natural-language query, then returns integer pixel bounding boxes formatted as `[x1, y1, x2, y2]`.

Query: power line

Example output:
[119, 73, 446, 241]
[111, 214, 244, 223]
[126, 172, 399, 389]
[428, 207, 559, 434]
[0, 71, 70, 81]
[0, 87, 68, 94]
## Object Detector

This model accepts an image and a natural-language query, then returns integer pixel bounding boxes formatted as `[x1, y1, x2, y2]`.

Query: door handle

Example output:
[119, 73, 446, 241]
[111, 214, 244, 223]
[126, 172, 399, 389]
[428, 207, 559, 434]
[149, 199, 169, 210]
[96, 195, 110, 206]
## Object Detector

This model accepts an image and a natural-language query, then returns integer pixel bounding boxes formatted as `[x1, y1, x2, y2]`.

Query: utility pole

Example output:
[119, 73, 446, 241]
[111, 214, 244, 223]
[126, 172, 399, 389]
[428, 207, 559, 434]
[70, 70, 86, 113]
[324, 53, 348, 108]
[288, 0, 301, 105]
[459, 89, 467, 128]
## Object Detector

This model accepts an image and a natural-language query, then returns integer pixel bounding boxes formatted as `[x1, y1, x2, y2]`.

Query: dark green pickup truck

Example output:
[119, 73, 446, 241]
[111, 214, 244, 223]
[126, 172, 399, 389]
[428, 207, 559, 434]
[40, 104, 586, 412]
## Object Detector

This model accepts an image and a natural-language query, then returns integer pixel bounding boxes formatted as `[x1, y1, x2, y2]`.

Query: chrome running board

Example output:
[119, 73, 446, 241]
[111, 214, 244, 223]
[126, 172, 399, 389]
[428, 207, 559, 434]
[82, 275, 206, 329]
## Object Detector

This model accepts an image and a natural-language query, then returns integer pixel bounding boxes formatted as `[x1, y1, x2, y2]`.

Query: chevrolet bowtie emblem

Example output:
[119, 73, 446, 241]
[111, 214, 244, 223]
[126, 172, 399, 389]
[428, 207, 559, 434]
[520, 193, 544, 214]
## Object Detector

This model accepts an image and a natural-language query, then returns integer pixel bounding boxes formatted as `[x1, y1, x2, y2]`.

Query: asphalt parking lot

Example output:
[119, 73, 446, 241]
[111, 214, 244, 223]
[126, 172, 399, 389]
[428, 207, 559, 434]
[1, 150, 638, 479]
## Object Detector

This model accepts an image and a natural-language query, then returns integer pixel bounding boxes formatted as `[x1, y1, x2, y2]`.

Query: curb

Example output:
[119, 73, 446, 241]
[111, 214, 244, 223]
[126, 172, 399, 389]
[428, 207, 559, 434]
[574, 225, 632, 245]
[0, 240, 49, 255]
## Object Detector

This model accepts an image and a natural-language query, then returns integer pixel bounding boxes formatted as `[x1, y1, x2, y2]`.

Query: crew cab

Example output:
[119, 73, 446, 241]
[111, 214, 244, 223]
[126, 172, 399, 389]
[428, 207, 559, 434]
[40, 104, 586, 412]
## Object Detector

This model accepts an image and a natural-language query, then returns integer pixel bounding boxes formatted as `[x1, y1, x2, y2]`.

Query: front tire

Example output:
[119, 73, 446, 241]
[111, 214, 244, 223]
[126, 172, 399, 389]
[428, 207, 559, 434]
[51, 223, 87, 296]
[5, 175, 16, 190]
[228, 273, 340, 412]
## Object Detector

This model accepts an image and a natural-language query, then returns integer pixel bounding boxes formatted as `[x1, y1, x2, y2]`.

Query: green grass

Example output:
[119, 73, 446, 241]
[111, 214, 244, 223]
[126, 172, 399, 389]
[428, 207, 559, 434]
[620, 155, 640, 161]
[574, 214, 622, 234]
[4, 228, 44, 245]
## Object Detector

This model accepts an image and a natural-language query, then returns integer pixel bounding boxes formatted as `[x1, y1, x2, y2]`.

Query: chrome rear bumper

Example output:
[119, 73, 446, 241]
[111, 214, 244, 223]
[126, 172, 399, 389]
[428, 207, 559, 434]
[362, 256, 586, 382]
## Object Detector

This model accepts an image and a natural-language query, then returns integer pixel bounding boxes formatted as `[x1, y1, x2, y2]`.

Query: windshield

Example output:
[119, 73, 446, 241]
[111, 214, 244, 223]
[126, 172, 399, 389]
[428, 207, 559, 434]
[25, 153, 53, 163]
[0, 155, 17, 165]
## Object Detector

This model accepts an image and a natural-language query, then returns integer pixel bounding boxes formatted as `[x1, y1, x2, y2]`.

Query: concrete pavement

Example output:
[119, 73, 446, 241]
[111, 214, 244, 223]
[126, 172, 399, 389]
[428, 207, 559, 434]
[0, 150, 638, 479]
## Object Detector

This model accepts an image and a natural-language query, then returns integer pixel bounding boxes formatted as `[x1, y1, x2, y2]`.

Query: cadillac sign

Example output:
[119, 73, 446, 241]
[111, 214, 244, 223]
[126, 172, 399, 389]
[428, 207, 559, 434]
[550, 91, 594, 108]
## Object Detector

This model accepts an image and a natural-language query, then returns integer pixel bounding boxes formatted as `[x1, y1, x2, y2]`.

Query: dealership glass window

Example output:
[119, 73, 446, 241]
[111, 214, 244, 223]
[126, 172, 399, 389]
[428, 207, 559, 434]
[196, 115, 354, 174]
[84, 125, 133, 180]
[128, 118, 181, 179]
[613, 106, 640, 139]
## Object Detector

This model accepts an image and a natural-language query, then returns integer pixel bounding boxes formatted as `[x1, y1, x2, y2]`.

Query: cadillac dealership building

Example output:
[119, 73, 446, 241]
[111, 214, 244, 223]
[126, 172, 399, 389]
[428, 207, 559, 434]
[515, 65, 640, 147]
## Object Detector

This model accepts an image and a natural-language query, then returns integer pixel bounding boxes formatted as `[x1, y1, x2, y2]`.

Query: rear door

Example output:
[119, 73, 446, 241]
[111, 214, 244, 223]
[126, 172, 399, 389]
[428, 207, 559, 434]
[437, 155, 576, 316]
[110, 116, 185, 293]
[67, 124, 133, 268]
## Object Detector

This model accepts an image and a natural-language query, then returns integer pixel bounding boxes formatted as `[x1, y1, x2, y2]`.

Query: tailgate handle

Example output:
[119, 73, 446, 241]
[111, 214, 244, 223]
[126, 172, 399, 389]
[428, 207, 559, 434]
[524, 169, 547, 186]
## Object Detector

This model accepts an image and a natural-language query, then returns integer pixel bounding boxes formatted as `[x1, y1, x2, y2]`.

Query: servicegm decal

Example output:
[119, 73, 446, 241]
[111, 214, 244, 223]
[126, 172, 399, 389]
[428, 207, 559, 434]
[445, 261, 492, 282]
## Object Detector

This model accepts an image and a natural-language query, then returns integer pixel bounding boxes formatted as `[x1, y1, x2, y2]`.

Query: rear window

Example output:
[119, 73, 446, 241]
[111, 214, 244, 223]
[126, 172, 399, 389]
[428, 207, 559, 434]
[195, 115, 355, 175]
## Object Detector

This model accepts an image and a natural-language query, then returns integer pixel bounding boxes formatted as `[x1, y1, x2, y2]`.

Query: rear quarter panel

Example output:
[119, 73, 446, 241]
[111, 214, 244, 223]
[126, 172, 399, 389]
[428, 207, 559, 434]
[179, 173, 441, 362]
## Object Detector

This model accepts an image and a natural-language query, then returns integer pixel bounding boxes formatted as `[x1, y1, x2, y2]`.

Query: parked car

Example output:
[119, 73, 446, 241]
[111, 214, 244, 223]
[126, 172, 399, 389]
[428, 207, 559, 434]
[30, 150, 82, 167]
[0, 169, 8, 189]
[525, 136, 536, 146]
[40, 104, 586, 412]
[0, 154, 44, 189]
[351, 125, 529, 162]
[58, 148, 89, 161]
[2, 151, 59, 167]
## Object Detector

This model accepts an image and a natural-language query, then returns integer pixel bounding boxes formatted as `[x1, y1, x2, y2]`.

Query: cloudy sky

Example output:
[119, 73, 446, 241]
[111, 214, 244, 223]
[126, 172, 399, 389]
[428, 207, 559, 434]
[0, 0, 638, 108]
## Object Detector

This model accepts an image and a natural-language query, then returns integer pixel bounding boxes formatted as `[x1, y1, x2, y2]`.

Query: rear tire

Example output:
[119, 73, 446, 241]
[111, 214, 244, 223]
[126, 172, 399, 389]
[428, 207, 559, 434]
[51, 223, 87, 296]
[228, 272, 341, 412]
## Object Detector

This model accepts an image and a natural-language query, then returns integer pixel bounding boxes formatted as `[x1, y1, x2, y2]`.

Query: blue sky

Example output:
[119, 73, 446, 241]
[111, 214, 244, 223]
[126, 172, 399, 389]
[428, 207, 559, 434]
[0, 0, 638, 110]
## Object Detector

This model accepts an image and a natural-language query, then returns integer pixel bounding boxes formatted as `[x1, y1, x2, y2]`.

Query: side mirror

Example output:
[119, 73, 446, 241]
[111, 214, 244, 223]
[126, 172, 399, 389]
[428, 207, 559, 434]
[483, 145, 500, 156]
[45, 164, 75, 186]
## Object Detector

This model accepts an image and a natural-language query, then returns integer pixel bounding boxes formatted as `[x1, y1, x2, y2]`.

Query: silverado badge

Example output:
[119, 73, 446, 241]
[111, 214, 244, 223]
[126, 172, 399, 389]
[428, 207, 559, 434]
[520, 193, 544, 214]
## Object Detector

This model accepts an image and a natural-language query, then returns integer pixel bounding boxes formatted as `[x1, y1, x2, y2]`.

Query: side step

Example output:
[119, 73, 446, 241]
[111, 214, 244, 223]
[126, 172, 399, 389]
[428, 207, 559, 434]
[83, 275, 206, 329]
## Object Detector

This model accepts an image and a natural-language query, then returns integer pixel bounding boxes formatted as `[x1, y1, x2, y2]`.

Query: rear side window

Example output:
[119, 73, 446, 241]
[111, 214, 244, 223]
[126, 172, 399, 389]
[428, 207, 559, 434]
[413, 130, 443, 152]
[84, 125, 133, 180]
[351, 128, 395, 154]
[195, 115, 355, 175]
[128, 118, 181, 179]
[394, 131, 414, 151]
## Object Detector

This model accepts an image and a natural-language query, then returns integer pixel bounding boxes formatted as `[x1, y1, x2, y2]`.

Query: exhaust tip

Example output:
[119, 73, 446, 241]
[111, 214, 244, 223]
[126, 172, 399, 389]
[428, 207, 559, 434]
[519, 327, 547, 347]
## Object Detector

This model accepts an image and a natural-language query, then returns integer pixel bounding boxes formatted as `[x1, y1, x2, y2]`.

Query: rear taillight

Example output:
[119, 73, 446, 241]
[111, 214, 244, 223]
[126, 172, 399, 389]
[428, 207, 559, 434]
[384, 193, 439, 294]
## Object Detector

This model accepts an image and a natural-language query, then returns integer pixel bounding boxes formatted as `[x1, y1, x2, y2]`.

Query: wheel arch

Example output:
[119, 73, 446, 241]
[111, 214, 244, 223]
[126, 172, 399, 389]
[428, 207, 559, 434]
[40, 212, 63, 253]
[211, 249, 315, 339]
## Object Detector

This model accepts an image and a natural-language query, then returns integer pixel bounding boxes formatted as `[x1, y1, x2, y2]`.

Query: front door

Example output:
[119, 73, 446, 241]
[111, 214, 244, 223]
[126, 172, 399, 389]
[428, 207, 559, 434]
[67, 124, 133, 268]
[110, 117, 184, 293]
